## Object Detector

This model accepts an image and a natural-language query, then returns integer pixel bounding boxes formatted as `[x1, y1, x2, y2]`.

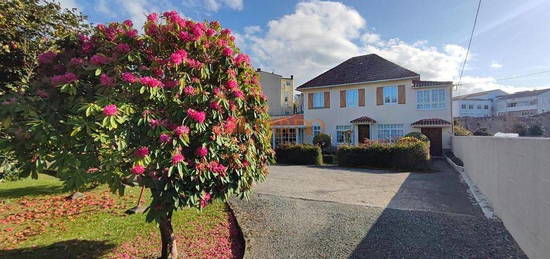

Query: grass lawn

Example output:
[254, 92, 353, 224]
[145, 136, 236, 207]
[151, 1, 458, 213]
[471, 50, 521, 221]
[0, 175, 243, 258]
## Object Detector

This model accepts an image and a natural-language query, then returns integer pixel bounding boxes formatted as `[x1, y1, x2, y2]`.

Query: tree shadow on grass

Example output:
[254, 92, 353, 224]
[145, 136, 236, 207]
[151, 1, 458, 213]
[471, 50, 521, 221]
[0, 184, 66, 199]
[0, 239, 116, 259]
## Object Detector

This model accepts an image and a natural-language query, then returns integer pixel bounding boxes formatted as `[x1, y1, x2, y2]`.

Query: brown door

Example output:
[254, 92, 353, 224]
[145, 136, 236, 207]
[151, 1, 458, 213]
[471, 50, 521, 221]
[358, 125, 370, 144]
[421, 128, 442, 156]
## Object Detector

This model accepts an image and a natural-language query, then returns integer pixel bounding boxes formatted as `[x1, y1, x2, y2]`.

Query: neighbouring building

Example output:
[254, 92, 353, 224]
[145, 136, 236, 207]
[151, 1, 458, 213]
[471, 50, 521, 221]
[495, 88, 550, 117]
[452, 89, 507, 117]
[297, 54, 453, 156]
[257, 69, 295, 116]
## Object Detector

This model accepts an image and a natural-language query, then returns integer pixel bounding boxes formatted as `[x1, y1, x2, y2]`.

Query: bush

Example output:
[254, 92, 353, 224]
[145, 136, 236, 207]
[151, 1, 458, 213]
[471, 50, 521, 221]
[313, 133, 331, 150]
[322, 154, 336, 164]
[512, 123, 527, 136]
[337, 139, 429, 170]
[473, 128, 492, 136]
[527, 124, 544, 136]
[276, 144, 322, 165]
[404, 132, 429, 142]
[454, 125, 473, 136]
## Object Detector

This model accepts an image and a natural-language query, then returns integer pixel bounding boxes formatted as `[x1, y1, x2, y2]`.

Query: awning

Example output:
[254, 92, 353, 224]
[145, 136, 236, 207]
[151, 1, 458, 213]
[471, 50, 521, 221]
[270, 114, 305, 128]
[350, 116, 377, 124]
[411, 118, 452, 128]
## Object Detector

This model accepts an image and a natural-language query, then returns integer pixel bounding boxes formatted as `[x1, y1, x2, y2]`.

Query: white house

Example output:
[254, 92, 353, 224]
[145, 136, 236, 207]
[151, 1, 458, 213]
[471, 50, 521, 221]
[257, 69, 295, 116]
[495, 88, 550, 117]
[296, 54, 453, 156]
[452, 89, 507, 117]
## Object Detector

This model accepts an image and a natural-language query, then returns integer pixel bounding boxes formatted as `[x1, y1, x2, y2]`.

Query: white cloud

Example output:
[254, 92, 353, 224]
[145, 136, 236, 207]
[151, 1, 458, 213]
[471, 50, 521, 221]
[56, 0, 79, 10]
[221, 0, 243, 10]
[238, 0, 537, 95]
[456, 76, 536, 95]
[490, 61, 503, 69]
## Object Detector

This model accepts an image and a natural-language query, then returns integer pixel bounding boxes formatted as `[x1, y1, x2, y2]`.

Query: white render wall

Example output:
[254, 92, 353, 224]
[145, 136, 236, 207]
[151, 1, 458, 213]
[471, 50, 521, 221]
[453, 99, 492, 117]
[495, 91, 550, 116]
[452, 136, 550, 259]
[302, 79, 452, 148]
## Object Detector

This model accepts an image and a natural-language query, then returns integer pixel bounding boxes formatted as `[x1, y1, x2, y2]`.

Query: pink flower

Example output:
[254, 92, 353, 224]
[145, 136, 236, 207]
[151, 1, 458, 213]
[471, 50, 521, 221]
[81, 41, 94, 53]
[152, 68, 164, 78]
[116, 43, 131, 53]
[208, 161, 227, 175]
[172, 153, 184, 165]
[121, 72, 138, 83]
[187, 59, 202, 69]
[126, 29, 138, 38]
[169, 49, 188, 65]
[100, 74, 114, 86]
[131, 165, 145, 175]
[123, 20, 133, 27]
[159, 134, 171, 143]
[206, 28, 216, 37]
[232, 89, 244, 98]
[164, 80, 178, 89]
[210, 102, 222, 110]
[225, 117, 237, 134]
[69, 58, 84, 66]
[187, 108, 206, 123]
[149, 119, 161, 128]
[221, 28, 231, 35]
[178, 31, 193, 41]
[140, 76, 164, 88]
[183, 86, 195, 96]
[200, 192, 211, 208]
[51, 72, 78, 86]
[226, 80, 238, 89]
[173, 125, 189, 136]
[90, 54, 110, 65]
[103, 104, 118, 116]
[222, 47, 233, 57]
[147, 13, 158, 23]
[134, 146, 149, 158]
[234, 54, 250, 66]
[195, 146, 208, 157]
[38, 51, 57, 64]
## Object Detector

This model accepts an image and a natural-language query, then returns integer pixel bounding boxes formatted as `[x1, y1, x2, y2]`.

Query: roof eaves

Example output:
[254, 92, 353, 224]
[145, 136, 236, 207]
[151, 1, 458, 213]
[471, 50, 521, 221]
[296, 76, 420, 91]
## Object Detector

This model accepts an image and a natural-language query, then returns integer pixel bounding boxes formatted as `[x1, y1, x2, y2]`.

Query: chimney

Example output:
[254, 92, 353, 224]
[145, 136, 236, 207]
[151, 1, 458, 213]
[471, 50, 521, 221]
[290, 75, 294, 79]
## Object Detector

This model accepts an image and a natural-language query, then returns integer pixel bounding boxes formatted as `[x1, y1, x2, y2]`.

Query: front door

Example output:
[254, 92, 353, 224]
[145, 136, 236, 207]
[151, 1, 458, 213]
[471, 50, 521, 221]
[421, 127, 442, 156]
[357, 125, 370, 144]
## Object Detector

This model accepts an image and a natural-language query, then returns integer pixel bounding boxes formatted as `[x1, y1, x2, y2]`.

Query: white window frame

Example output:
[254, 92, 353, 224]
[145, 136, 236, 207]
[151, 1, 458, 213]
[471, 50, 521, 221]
[273, 128, 297, 147]
[383, 85, 398, 105]
[346, 89, 358, 107]
[312, 125, 321, 137]
[336, 125, 353, 145]
[312, 92, 324, 108]
[377, 124, 404, 142]
[416, 89, 446, 110]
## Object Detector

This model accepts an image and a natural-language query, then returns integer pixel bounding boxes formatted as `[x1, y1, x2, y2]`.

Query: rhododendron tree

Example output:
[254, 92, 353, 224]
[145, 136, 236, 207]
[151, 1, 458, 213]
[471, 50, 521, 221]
[1, 11, 273, 259]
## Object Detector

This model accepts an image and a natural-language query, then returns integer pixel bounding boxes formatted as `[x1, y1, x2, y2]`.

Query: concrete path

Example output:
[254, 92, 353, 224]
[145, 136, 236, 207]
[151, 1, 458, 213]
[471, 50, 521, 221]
[230, 160, 526, 259]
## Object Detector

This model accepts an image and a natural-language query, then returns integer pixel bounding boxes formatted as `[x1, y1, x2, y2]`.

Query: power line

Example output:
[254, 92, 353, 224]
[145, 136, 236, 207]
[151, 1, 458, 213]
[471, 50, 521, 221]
[457, 0, 482, 89]
[455, 68, 550, 86]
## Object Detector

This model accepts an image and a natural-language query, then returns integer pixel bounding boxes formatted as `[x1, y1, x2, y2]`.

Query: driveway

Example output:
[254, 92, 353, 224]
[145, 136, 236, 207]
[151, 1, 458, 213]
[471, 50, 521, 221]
[230, 160, 526, 258]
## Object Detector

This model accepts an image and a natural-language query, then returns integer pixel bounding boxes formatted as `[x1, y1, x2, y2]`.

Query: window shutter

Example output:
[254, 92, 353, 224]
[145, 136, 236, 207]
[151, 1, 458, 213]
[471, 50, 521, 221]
[398, 85, 406, 104]
[340, 90, 346, 107]
[376, 87, 383, 105]
[308, 93, 313, 109]
[358, 89, 365, 106]
[324, 92, 330, 108]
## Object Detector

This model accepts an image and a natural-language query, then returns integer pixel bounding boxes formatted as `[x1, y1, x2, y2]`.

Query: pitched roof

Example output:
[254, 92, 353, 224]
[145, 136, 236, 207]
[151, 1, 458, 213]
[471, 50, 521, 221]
[296, 54, 419, 90]
[270, 114, 304, 127]
[411, 118, 452, 128]
[412, 80, 453, 88]
[453, 89, 507, 100]
[497, 88, 550, 100]
[350, 116, 377, 124]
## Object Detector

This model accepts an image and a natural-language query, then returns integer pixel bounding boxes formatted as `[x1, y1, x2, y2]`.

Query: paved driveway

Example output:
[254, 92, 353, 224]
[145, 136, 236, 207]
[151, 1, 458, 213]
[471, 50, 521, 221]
[230, 160, 526, 258]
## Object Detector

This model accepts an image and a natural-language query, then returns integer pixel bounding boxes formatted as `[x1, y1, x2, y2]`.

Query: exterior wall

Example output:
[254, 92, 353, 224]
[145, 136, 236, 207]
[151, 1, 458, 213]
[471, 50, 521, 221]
[258, 71, 283, 116]
[280, 78, 295, 115]
[453, 99, 492, 117]
[294, 93, 304, 114]
[452, 136, 550, 259]
[301, 79, 452, 148]
[495, 92, 550, 117]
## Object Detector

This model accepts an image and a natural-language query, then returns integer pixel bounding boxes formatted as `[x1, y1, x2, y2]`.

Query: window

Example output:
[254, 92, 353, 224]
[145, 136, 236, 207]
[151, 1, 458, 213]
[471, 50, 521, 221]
[346, 89, 358, 107]
[468, 105, 474, 109]
[416, 89, 446, 110]
[461, 104, 467, 109]
[312, 92, 324, 108]
[312, 125, 321, 137]
[377, 124, 404, 142]
[477, 105, 482, 109]
[383, 86, 398, 104]
[484, 105, 489, 109]
[507, 103, 517, 108]
[273, 128, 296, 147]
[336, 125, 353, 145]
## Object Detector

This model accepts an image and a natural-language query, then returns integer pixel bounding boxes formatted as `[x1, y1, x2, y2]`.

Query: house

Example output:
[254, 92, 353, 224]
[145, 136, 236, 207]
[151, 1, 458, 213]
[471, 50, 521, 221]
[257, 69, 295, 116]
[495, 88, 550, 117]
[296, 54, 453, 156]
[452, 89, 507, 117]
[269, 114, 305, 147]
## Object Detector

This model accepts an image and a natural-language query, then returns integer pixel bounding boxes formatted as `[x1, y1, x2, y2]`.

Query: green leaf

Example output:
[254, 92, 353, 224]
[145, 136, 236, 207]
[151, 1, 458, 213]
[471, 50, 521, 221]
[95, 68, 102, 76]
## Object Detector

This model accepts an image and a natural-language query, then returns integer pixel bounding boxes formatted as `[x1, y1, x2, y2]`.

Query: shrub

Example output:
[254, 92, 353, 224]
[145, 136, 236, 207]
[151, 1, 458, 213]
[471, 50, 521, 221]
[322, 154, 336, 164]
[512, 123, 527, 136]
[275, 144, 322, 165]
[337, 140, 429, 170]
[403, 132, 429, 143]
[473, 128, 492, 136]
[0, 12, 274, 258]
[454, 125, 473, 136]
[313, 133, 331, 150]
[527, 124, 544, 136]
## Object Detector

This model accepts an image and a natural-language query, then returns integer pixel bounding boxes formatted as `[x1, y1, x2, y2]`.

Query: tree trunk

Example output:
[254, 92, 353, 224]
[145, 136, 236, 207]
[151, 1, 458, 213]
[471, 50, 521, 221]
[159, 213, 178, 259]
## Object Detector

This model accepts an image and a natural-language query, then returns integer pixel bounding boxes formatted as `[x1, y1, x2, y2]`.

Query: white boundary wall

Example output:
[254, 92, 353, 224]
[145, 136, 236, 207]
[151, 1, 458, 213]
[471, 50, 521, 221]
[452, 136, 550, 259]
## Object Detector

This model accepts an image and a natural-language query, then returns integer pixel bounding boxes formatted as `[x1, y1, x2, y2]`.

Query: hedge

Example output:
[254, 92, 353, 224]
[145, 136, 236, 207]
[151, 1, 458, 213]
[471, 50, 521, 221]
[275, 144, 323, 165]
[337, 140, 430, 170]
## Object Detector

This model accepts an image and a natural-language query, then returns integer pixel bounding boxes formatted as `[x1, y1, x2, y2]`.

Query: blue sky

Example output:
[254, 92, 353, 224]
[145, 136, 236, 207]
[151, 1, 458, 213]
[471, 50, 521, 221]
[59, 0, 550, 94]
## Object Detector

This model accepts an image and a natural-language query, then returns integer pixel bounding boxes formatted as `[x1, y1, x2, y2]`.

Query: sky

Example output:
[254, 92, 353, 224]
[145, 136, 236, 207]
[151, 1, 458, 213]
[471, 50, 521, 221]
[57, 0, 550, 95]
